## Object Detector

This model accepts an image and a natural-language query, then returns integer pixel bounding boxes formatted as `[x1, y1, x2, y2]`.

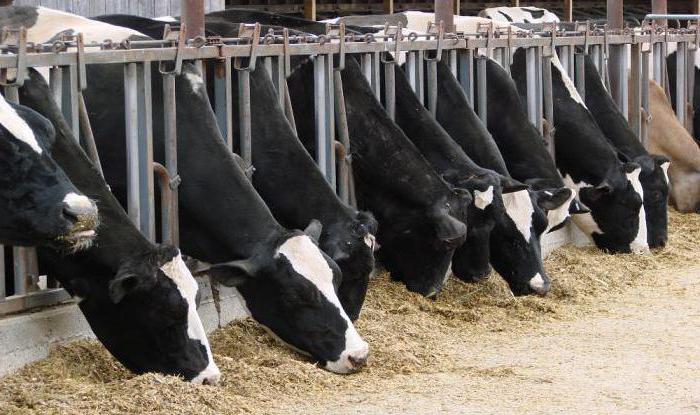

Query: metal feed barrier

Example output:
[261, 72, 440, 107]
[0, 18, 697, 316]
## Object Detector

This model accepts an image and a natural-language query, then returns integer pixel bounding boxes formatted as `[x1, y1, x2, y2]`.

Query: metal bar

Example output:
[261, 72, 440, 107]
[590, 44, 602, 74]
[78, 93, 104, 178]
[163, 73, 179, 246]
[543, 55, 555, 159]
[361, 53, 372, 84]
[325, 53, 336, 191]
[238, 70, 252, 173]
[407, 51, 417, 92]
[449, 49, 457, 77]
[652, 42, 663, 85]
[273, 55, 285, 108]
[435, 0, 455, 33]
[458, 49, 474, 107]
[137, 62, 155, 241]
[629, 42, 642, 138]
[417, 50, 425, 105]
[427, 59, 438, 116]
[526, 47, 539, 129]
[214, 58, 233, 150]
[61, 65, 80, 142]
[641, 51, 651, 146]
[124, 63, 141, 229]
[676, 41, 688, 125]
[536, 47, 544, 132]
[575, 52, 586, 100]
[333, 70, 351, 203]
[49, 66, 62, 109]
[153, 162, 174, 245]
[372, 51, 381, 99]
[313, 55, 328, 181]
[283, 79, 297, 134]
[182, 0, 205, 39]
[476, 56, 487, 123]
[384, 62, 396, 120]
[0, 289, 71, 317]
[688, 42, 696, 134]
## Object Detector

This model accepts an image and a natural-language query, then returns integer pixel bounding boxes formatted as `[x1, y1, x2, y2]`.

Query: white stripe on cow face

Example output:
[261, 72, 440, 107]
[160, 252, 221, 385]
[626, 168, 650, 254]
[32, 7, 144, 44]
[660, 161, 671, 185]
[0, 93, 42, 154]
[551, 53, 587, 108]
[277, 235, 369, 374]
[502, 189, 534, 242]
[474, 185, 494, 210]
[545, 189, 576, 233]
[562, 174, 604, 236]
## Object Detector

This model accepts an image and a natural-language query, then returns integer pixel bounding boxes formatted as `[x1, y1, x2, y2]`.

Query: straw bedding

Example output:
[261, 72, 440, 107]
[1, 210, 699, 414]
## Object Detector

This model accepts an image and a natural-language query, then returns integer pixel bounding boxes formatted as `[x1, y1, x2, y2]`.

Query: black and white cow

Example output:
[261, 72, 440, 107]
[478, 7, 560, 24]
[288, 56, 471, 298]
[510, 49, 648, 254]
[478, 57, 582, 231]
[19, 69, 220, 384]
[8, 7, 370, 374]
[0, 91, 97, 250]
[392, 62, 571, 295]
[583, 55, 670, 248]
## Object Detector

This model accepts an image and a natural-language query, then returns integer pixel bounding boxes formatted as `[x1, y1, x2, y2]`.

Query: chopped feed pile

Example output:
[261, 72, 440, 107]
[1, 210, 699, 415]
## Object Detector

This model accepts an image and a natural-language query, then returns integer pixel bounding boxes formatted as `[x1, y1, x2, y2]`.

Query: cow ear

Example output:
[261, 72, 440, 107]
[651, 154, 670, 166]
[194, 259, 257, 287]
[537, 188, 573, 212]
[501, 176, 529, 193]
[433, 212, 467, 247]
[586, 181, 613, 202]
[304, 219, 323, 243]
[109, 270, 157, 304]
[616, 151, 632, 163]
[452, 187, 474, 205]
[568, 198, 590, 214]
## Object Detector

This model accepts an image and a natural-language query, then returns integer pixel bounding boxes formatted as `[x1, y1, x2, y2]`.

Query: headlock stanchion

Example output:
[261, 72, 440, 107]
[0, 16, 699, 315]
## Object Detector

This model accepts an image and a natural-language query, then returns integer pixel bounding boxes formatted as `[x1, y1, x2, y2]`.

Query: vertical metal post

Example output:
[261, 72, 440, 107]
[137, 62, 154, 241]
[163, 74, 179, 246]
[238, 70, 252, 171]
[641, 49, 651, 146]
[361, 53, 372, 85]
[630, 42, 642, 138]
[372, 51, 381, 99]
[449, 49, 457, 77]
[214, 58, 233, 150]
[458, 49, 474, 107]
[526, 47, 540, 129]
[536, 47, 544, 131]
[313, 55, 329, 182]
[427, 59, 438, 115]
[590, 44, 602, 74]
[384, 62, 396, 120]
[476, 56, 487, 123]
[652, 42, 664, 84]
[124, 63, 140, 229]
[283, 80, 297, 134]
[417, 50, 425, 105]
[575, 52, 586, 100]
[334, 70, 351, 203]
[676, 42, 688, 126]
[407, 51, 417, 92]
[181, 0, 205, 39]
[325, 53, 336, 191]
[49, 66, 62, 108]
[273, 55, 285, 108]
[543, 55, 555, 159]
[435, 0, 455, 33]
[61, 65, 80, 142]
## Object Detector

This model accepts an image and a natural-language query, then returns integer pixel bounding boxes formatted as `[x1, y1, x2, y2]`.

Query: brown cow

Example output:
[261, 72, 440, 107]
[646, 80, 700, 212]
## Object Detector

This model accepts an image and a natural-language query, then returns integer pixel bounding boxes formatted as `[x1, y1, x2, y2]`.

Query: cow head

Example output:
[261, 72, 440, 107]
[66, 245, 220, 384]
[197, 221, 369, 374]
[447, 172, 503, 283]
[489, 187, 572, 295]
[0, 96, 97, 250]
[320, 210, 378, 322]
[375, 190, 470, 298]
[633, 154, 670, 249]
[568, 162, 648, 253]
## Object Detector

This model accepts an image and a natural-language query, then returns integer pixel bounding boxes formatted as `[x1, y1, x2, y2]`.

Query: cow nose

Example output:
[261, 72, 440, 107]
[62, 193, 98, 223]
[193, 362, 221, 385]
[528, 273, 551, 296]
[348, 353, 368, 369]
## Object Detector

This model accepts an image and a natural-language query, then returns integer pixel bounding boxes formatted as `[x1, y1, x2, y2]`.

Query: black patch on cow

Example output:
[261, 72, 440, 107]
[524, 7, 546, 18]
[498, 11, 514, 21]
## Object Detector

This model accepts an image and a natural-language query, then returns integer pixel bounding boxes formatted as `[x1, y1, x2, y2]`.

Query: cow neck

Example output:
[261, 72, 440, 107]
[583, 56, 647, 159]
[171, 65, 283, 257]
[434, 60, 510, 176]
[19, 70, 153, 271]
[393, 63, 489, 179]
[484, 58, 563, 185]
[287, 57, 448, 209]
[241, 65, 350, 226]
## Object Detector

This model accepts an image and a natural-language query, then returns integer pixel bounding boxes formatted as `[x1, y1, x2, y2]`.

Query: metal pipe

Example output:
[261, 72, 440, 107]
[78, 93, 104, 178]
[372, 51, 381, 99]
[214, 58, 233, 150]
[333, 70, 351, 203]
[137, 62, 155, 241]
[542, 55, 555, 159]
[526, 47, 539, 129]
[49, 66, 61, 108]
[181, 0, 205, 39]
[163, 73, 179, 246]
[325, 54, 336, 191]
[407, 51, 417, 92]
[435, 0, 455, 33]
[283, 79, 297, 134]
[629, 42, 642, 139]
[575, 52, 586, 100]
[417, 50, 425, 105]
[238, 70, 252, 174]
[153, 162, 175, 245]
[641, 51, 651, 146]
[124, 63, 140, 229]
[384, 62, 396, 120]
[313, 55, 328, 181]
[676, 41, 688, 126]
[458, 49, 474, 107]
[476, 57, 487, 123]
[427, 59, 438, 116]
[61, 65, 79, 142]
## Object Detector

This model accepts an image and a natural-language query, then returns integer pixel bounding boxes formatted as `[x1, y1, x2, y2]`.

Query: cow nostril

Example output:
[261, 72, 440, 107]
[62, 205, 80, 224]
[348, 353, 368, 369]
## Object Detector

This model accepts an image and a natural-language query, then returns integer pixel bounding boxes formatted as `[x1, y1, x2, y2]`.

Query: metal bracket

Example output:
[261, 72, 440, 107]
[283, 28, 291, 77]
[0, 27, 27, 87]
[234, 23, 261, 72]
[59, 32, 87, 90]
[543, 22, 556, 58]
[326, 22, 346, 70]
[381, 23, 403, 63]
[424, 21, 444, 62]
[159, 23, 186, 75]
[476, 22, 494, 59]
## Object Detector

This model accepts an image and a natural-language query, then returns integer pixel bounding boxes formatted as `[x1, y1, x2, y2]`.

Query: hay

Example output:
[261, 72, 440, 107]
[1, 210, 699, 415]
